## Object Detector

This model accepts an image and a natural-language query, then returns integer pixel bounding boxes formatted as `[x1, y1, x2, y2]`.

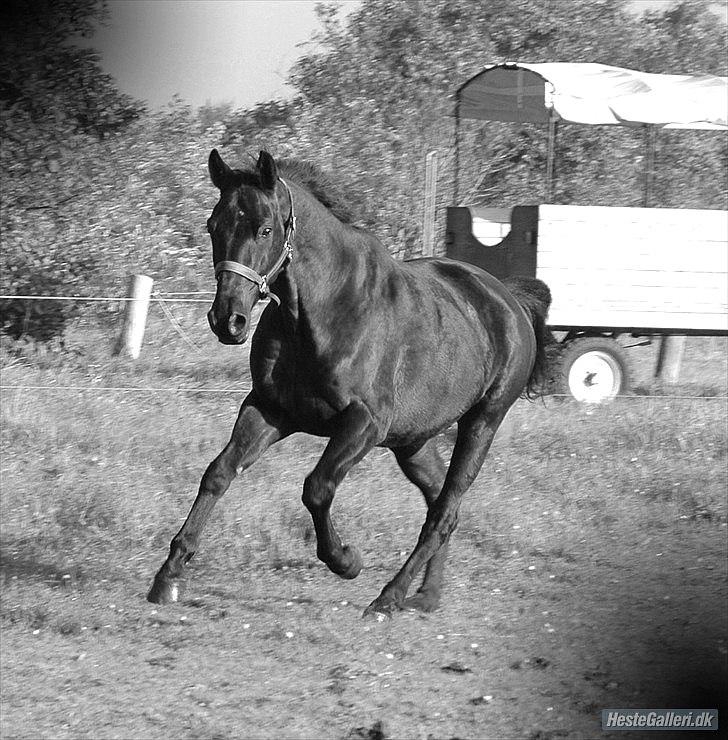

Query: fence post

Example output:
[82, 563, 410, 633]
[422, 150, 438, 257]
[113, 274, 153, 359]
[654, 335, 686, 384]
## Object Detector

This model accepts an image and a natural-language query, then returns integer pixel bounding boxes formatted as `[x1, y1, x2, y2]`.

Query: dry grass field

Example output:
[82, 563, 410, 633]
[1, 310, 726, 739]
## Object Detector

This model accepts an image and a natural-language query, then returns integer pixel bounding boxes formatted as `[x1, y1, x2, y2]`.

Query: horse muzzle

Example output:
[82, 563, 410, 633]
[207, 308, 249, 345]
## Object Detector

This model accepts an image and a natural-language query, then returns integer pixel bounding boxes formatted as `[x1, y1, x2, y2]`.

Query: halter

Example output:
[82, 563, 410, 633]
[213, 177, 296, 306]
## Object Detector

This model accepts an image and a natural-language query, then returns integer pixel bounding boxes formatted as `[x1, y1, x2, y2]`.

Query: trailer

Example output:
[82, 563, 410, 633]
[445, 62, 728, 402]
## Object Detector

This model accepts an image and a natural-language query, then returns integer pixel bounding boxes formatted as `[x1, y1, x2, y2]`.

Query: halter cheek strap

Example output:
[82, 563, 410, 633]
[213, 177, 296, 306]
[214, 260, 281, 304]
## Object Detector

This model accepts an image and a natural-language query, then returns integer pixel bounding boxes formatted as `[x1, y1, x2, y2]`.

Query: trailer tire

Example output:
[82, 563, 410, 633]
[557, 337, 630, 403]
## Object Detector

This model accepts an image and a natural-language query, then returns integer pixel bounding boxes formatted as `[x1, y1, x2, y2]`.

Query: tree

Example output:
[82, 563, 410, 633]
[0, 0, 143, 138]
[0, 0, 147, 340]
[230, 0, 727, 257]
[633, 1, 728, 209]
[2, 0, 725, 345]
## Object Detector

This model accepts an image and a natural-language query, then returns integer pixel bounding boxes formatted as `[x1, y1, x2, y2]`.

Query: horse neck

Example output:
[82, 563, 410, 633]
[273, 185, 393, 335]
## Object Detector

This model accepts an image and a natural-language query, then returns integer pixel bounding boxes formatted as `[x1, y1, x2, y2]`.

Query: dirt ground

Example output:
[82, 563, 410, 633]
[2, 335, 727, 739]
[2, 429, 726, 740]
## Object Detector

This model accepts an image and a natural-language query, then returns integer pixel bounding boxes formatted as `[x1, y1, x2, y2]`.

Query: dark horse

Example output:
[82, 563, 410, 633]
[148, 150, 551, 616]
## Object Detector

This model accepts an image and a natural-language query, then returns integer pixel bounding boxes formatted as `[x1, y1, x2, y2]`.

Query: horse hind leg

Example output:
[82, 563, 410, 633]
[392, 439, 449, 612]
[365, 402, 506, 617]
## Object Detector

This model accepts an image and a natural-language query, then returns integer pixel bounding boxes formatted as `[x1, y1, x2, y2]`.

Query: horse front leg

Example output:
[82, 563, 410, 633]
[147, 393, 287, 604]
[365, 404, 504, 617]
[302, 401, 382, 580]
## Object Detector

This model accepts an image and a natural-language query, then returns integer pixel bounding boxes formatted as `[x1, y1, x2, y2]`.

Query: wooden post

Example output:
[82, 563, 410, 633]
[545, 114, 558, 202]
[422, 150, 438, 257]
[654, 335, 686, 384]
[642, 125, 657, 208]
[114, 274, 153, 359]
[454, 99, 461, 205]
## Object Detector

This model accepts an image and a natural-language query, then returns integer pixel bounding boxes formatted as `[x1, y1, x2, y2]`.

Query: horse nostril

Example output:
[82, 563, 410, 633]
[228, 312, 247, 337]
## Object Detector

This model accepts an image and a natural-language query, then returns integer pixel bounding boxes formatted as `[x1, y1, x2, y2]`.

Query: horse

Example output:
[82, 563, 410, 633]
[147, 149, 552, 616]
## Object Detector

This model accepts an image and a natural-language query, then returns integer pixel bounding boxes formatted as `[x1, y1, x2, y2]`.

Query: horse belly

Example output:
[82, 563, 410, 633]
[385, 344, 485, 445]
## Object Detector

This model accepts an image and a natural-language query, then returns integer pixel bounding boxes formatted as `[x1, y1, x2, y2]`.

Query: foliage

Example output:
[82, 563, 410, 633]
[1, 0, 144, 339]
[0, 0, 219, 339]
[276, 0, 727, 246]
[0, 107, 215, 340]
[0, 0, 143, 139]
[1, 0, 726, 343]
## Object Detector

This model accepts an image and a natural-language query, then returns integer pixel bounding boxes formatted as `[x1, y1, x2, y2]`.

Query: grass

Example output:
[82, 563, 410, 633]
[1, 312, 726, 739]
[1, 313, 725, 596]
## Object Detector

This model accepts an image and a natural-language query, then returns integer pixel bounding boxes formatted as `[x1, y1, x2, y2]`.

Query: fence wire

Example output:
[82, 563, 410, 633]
[0, 384, 725, 401]
[1, 293, 726, 402]
[0, 294, 213, 303]
[0, 384, 250, 394]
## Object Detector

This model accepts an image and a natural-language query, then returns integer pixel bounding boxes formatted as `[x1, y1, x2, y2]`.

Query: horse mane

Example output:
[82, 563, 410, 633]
[225, 155, 356, 225]
[276, 159, 355, 225]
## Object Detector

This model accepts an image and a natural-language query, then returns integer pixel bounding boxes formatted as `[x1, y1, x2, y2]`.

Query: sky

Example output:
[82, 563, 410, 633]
[86, 1, 726, 112]
[87, 0, 359, 110]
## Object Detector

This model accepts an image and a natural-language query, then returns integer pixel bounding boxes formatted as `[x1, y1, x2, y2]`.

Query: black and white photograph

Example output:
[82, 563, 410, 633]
[1, 1, 726, 738]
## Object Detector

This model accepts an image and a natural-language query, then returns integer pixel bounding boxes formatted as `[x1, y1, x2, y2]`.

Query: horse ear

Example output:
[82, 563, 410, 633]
[256, 150, 278, 191]
[208, 149, 232, 190]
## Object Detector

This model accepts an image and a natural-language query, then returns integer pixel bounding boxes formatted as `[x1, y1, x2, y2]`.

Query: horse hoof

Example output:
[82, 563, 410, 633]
[362, 596, 399, 619]
[402, 592, 440, 613]
[332, 545, 362, 580]
[146, 578, 182, 604]
[361, 607, 392, 622]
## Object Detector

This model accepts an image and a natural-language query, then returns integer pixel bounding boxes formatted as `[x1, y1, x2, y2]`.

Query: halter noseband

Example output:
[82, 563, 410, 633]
[213, 177, 296, 306]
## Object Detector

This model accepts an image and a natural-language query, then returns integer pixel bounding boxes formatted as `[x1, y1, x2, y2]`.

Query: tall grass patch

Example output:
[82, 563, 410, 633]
[1, 330, 726, 603]
[1, 384, 233, 570]
[454, 398, 727, 567]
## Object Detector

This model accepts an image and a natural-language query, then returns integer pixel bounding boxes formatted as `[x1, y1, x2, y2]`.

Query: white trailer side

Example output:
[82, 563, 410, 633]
[537, 204, 728, 333]
[447, 62, 728, 400]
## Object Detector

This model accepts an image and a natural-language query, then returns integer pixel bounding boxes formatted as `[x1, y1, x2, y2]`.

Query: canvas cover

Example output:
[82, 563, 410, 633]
[457, 62, 728, 130]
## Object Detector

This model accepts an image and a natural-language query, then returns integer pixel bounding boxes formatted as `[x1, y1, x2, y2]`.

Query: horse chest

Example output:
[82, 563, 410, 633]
[250, 340, 356, 433]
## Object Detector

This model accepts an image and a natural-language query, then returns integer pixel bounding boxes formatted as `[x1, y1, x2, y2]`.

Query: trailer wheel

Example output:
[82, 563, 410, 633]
[557, 337, 630, 403]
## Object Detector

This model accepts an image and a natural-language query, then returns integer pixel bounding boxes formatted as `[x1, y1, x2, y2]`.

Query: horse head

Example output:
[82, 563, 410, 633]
[206, 149, 293, 344]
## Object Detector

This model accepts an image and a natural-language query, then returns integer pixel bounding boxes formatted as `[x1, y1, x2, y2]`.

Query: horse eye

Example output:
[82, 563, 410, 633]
[260, 227, 272, 238]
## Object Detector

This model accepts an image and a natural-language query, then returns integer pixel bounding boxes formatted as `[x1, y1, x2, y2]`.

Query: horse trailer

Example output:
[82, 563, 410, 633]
[446, 62, 728, 402]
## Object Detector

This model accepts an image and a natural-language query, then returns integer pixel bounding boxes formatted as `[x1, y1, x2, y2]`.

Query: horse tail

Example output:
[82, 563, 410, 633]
[503, 276, 554, 399]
